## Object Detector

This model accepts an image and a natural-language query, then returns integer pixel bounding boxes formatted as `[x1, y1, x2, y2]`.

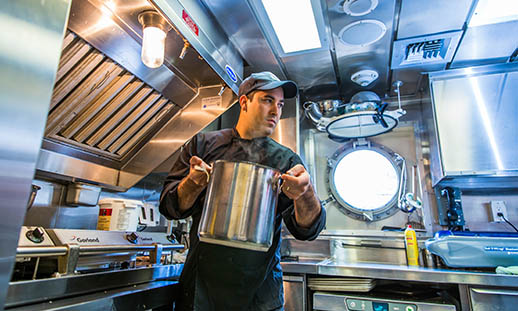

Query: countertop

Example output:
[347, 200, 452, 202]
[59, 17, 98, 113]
[281, 259, 518, 288]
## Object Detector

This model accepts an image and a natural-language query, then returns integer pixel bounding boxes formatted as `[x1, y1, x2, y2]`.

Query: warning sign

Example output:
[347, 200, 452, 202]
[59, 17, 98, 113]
[182, 10, 199, 36]
[97, 208, 112, 231]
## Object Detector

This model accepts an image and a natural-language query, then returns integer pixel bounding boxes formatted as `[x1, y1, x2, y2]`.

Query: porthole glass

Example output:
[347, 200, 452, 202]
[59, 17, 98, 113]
[333, 149, 398, 210]
[328, 142, 403, 221]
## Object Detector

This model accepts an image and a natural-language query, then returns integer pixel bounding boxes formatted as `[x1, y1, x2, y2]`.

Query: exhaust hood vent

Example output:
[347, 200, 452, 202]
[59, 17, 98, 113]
[391, 31, 462, 69]
[45, 31, 179, 161]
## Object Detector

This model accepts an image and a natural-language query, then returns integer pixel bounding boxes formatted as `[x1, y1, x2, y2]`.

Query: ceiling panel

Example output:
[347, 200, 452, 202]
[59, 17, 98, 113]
[451, 20, 518, 69]
[328, 0, 396, 101]
[280, 49, 338, 100]
[397, 0, 474, 39]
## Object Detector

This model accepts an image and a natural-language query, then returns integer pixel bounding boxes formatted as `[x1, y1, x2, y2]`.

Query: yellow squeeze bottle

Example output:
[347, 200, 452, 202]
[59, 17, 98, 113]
[404, 225, 419, 266]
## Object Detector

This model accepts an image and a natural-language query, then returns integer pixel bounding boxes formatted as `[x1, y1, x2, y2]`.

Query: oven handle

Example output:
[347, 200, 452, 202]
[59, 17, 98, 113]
[471, 288, 518, 296]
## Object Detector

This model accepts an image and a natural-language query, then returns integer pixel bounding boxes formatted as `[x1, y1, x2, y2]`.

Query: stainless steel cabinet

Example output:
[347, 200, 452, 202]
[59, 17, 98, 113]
[284, 274, 307, 311]
[428, 63, 518, 187]
[469, 287, 518, 311]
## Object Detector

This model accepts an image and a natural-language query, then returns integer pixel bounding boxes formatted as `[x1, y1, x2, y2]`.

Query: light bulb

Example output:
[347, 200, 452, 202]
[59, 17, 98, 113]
[141, 26, 166, 68]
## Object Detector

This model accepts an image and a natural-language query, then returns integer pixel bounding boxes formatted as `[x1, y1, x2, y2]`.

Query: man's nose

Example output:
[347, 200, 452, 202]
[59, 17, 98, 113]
[270, 104, 280, 116]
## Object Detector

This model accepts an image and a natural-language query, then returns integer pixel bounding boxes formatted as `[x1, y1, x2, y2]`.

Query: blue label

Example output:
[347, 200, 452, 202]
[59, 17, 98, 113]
[485, 246, 518, 253]
[225, 65, 237, 83]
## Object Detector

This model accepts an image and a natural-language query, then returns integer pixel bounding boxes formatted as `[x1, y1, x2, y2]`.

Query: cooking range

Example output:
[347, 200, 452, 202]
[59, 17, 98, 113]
[6, 226, 183, 310]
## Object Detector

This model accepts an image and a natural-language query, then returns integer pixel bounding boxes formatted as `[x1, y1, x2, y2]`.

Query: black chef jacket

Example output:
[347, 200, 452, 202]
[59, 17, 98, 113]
[159, 128, 326, 311]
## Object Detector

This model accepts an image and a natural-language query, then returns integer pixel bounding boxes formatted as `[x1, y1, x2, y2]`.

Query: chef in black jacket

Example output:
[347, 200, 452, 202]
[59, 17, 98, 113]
[159, 71, 325, 311]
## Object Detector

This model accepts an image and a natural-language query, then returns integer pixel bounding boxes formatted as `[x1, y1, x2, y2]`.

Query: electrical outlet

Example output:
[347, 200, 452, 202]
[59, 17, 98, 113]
[490, 201, 508, 223]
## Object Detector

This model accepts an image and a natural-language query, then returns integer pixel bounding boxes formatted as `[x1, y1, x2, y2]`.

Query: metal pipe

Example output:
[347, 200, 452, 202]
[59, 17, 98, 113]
[17, 244, 183, 257]
[16, 247, 68, 257]
[79, 244, 184, 253]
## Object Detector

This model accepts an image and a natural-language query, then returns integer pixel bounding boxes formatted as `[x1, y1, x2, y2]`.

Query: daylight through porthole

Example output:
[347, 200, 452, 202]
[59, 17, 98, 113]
[329, 142, 403, 221]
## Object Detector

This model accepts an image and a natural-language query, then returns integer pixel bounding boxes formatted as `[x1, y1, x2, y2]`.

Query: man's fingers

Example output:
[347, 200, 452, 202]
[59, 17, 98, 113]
[280, 173, 297, 183]
[190, 156, 212, 171]
[189, 156, 203, 166]
[285, 164, 305, 177]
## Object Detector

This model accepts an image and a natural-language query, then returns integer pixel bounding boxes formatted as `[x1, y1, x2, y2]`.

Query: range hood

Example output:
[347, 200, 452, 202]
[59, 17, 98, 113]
[36, 0, 240, 191]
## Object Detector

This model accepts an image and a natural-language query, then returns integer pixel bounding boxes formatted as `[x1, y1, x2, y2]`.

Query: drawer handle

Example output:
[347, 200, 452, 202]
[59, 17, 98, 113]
[472, 288, 518, 296]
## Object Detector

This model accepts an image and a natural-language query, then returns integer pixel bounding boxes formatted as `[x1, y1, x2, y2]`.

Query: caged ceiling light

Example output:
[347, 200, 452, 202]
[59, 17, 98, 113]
[138, 11, 172, 68]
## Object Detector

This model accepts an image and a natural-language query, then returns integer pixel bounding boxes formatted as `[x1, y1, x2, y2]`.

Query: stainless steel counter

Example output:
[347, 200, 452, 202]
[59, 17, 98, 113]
[281, 259, 518, 288]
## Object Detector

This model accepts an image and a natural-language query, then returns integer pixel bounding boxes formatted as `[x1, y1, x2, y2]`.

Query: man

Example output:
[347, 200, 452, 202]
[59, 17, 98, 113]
[159, 71, 325, 310]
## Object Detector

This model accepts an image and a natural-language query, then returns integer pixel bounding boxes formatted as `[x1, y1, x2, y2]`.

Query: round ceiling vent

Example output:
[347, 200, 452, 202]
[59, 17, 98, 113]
[338, 19, 387, 47]
[343, 0, 378, 16]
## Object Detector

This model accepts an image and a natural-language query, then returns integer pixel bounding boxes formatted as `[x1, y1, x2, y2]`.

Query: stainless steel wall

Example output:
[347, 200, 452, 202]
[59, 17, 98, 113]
[24, 176, 168, 230]
[300, 91, 518, 235]
[0, 0, 71, 307]
[461, 194, 518, 232]
[300, 109, 433, 232]
[24, 179, 100, 230]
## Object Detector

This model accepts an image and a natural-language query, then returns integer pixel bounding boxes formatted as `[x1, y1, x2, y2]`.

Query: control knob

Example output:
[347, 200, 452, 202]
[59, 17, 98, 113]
[126, 232, 139, 244]
[26, 227, 45, 244]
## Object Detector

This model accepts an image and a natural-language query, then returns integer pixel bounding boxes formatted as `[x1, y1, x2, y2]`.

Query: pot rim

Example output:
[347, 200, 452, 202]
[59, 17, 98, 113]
[213, 159, 281, 174]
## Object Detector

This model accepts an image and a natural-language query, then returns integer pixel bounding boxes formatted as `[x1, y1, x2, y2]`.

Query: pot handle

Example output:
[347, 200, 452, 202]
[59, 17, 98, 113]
[194, 165, 211, 183]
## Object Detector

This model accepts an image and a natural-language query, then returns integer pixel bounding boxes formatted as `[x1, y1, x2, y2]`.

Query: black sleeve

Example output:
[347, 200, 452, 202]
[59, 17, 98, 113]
[282, 202, 326, 241]
[159, 134, 201, 220]
[279, 154, 326, 241]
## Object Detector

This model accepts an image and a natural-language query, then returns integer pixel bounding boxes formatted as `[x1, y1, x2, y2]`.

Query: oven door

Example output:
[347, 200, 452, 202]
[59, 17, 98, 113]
[469, 287, 518, 311]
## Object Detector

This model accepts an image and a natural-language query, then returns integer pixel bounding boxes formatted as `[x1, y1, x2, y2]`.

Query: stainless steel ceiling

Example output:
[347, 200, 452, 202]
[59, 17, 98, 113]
[199, 0, 518, 100]
[451, 20, 518, 69]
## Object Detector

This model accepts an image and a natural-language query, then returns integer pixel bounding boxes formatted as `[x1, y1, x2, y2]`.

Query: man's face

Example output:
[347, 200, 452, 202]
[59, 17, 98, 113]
[242, 87, 285, 137]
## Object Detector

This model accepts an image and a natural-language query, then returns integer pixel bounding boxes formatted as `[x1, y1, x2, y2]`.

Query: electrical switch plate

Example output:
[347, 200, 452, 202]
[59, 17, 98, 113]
[490, 201, 508, 223]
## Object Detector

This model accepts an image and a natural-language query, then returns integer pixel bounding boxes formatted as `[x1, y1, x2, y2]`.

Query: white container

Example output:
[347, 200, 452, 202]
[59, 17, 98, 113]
[97, 198, 143, 232]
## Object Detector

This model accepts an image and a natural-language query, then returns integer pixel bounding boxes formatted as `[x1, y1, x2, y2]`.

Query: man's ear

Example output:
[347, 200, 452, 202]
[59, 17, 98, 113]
[239, 95, 248, 112]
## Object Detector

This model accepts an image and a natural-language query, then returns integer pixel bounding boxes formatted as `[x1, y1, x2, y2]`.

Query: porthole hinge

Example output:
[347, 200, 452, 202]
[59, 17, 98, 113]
[353, 138, 370, 148]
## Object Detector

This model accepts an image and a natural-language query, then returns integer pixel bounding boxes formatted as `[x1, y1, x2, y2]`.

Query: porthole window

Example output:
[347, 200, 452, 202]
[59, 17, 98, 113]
[328, 141, 403, 221]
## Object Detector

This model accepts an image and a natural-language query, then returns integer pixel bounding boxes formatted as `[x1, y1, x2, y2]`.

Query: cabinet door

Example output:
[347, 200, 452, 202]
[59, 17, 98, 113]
[430, 70, 518, 176]
[470, 287, 518, 311]
[283, 275, 306, 311]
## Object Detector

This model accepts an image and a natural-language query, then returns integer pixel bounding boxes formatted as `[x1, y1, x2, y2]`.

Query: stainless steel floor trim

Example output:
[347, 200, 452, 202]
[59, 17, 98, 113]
[5, 281, 178, 311]
[6, 264, 183, 308]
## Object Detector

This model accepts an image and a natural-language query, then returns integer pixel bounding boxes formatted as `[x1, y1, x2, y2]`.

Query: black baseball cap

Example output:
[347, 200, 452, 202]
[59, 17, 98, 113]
[238, 71, 298, 99]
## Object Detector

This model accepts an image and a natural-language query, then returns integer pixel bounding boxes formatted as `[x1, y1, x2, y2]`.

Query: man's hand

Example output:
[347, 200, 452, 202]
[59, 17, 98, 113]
[281, 164, 321, 228]
[187, 156, 212, 187]
[281, 164, 310, 201]
[177, 156, 212, 213]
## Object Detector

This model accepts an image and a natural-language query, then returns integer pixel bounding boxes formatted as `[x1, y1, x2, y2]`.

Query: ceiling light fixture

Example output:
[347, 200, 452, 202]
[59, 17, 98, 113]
[138, 11, 171, 68]
[261, 0, 322, 53]
[468, 0, 518, 27]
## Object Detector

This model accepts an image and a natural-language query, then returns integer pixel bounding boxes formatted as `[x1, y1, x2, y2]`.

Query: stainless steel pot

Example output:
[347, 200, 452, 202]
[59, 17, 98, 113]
[198, 160, 282, 252]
